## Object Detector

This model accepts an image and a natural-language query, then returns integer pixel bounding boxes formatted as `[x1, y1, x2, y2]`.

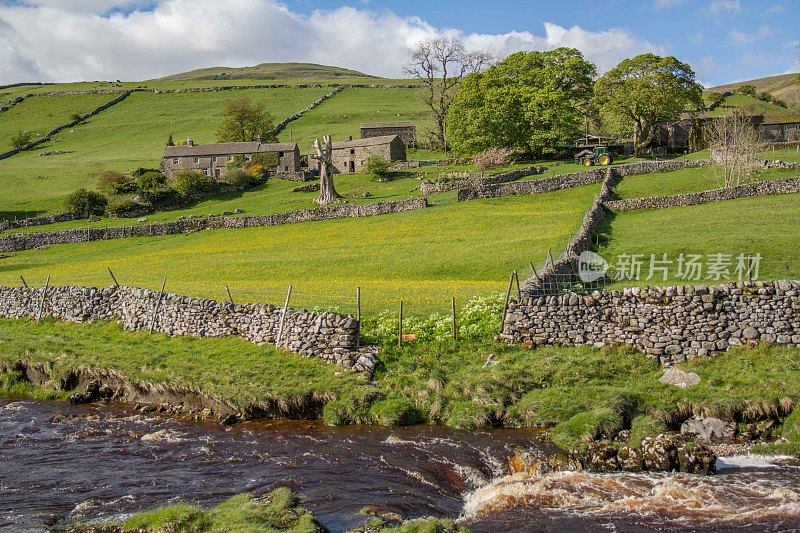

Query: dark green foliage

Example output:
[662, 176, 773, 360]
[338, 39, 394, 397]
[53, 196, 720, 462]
[10, 130, 34, 150]
[166, 133, 174, 146]
[171, 170, 219, 197]
[138, 186, 180, 207]
[251, 151, 279, 168]
[97, 170, 136, 194]
[221, 168, 261, 188]
[448, 48, 596, 157]
[136, 170, 167, 191]
[216, 96, 278, 143]
[369, 398, 422, 426]
[64, 188, 108, 217]
[365, 155, 391, 179]
[107, 199, 149, 218]
[737, 84, 758, 97]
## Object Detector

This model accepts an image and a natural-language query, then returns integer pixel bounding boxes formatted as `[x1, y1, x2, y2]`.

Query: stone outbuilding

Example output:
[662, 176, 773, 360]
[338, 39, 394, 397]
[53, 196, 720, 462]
[360, 122, 416, 149]
[329, 135, 406, 174]
[163, 139, 301, 179]
[759, 114, 800, 142]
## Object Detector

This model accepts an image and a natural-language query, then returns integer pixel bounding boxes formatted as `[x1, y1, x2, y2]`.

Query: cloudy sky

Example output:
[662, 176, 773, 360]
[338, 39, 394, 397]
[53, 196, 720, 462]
[1, 0, 798, 86]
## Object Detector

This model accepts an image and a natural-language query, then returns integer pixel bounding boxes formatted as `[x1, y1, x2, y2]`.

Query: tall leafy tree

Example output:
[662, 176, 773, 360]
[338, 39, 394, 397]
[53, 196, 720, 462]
[216, 97, 277, 143]
[594, 54, 703, 155]
[446, 48, 596, 157]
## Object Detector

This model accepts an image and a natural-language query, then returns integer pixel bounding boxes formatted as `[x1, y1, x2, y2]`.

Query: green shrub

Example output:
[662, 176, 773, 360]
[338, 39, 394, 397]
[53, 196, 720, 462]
[251, 151, 279, 168]
[221, 168, 261, 188]
[369, 398, 422, 426]
[171, 170, 219, 197]
[628, 415, 667, 447]
[444, 400, 494, 429]
[779, 410, 800, 442]
[139, 187, 180, 207]
[365, 155, 391, 180]
[96, 170, 136, 194]
[10, 130, 34, 150]
[107, 199, 149, 218]
[225, 154, 247, 170]
[64, 188, 108, 217]
[551, 408, 623, 449]
[136, 170, 167, 191]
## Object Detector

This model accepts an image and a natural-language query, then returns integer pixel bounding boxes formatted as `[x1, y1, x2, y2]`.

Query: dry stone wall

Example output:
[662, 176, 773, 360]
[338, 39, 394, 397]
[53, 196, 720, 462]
[419, 166, 547, 196]
[457, 159, 712, 201]
[0, 198, 427, 253]
[501, 281, 800, 365]
[606, 177, 800, 212]
[0, 212, 77, 233]
[0, 285, 377, 373]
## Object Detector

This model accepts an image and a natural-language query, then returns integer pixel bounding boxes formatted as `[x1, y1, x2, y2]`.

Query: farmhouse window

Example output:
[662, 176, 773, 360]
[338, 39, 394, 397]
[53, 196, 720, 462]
[172, 158, 178, 164]
[350, 148, 355, 155]
[194, 157, 199, 163]
[278, 151, 284, 157]
[284, 166, 289, 172]
[212, 156, 217, 162]
[245, 155, 251, 161]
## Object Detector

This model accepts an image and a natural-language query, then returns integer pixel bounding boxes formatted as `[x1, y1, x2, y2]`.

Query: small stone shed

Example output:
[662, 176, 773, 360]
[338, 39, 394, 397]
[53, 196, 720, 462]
[329, 135, 406, 174]
[360, 122, 417, 148]
[163, 140, 301, 179]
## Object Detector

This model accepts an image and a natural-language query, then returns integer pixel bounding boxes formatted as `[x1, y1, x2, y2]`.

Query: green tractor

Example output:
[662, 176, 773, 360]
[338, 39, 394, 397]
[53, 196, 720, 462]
[574, 146, 613, 167]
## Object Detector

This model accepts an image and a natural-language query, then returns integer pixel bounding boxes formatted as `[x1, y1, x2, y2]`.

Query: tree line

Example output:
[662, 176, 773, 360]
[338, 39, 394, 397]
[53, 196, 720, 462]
[406, 37, 706, 157]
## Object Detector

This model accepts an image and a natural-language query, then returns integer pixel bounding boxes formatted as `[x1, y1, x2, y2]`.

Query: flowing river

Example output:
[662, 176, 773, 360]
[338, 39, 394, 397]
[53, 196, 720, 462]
[1, 398, 799, 532]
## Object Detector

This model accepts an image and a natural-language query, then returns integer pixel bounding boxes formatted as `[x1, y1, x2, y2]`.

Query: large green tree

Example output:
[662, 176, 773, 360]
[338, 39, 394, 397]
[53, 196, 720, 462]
[594, 54, 703, 155]
[446, 48, 596, 157]
[216, 96, 278, 143]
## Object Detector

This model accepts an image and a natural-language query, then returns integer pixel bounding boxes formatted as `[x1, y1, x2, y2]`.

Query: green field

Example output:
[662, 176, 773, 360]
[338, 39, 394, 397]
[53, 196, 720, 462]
[278, 87, 432, 153]
[0, 87, 330, 217]
[615, 166, 800, 199]
[599, 193, 800, 286]
[0, 184, 597, 315]
[706, 93, 792, 117]
[0, 94, 121, 151]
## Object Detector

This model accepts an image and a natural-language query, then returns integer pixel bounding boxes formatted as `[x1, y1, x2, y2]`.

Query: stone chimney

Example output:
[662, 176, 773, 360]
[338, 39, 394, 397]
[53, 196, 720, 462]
[186, 138, 194, 146]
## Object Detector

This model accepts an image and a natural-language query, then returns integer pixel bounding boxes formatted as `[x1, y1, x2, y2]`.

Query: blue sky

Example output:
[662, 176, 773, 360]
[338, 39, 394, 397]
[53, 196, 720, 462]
[0, 0, 798, 85]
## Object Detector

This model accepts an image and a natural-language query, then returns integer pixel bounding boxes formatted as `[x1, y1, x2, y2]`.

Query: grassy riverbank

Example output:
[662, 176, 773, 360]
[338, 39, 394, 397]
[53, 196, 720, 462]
[2, 317, 799, 454]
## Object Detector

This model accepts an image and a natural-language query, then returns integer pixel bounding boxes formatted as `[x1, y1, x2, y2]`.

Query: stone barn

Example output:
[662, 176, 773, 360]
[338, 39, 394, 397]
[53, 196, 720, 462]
[163, 140, 301, 179]
[330, 135, 406, 174]
[759, 114, 800, 142]
[360, 122, 416, 148]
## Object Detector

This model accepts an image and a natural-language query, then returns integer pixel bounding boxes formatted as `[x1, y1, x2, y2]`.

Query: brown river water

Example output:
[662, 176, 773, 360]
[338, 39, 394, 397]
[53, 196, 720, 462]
[1, 398, 799, 532]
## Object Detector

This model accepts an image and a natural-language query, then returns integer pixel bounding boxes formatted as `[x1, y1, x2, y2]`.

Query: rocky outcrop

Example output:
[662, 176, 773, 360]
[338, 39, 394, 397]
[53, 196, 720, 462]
[681, 417, 736, 441]
[0, 198, 428, 252]
[502, 280, 800, 365]
[0, 285, 378, 373]
[605, 177, 800, 212]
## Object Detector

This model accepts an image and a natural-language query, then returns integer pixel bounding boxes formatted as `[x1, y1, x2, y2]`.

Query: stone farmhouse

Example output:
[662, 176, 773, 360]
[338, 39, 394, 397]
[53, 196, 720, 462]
[163, 139, 301, 179]
[328, 135, 406, 174]
[758, 114, 800, 142]
[360, 122, 417, 148]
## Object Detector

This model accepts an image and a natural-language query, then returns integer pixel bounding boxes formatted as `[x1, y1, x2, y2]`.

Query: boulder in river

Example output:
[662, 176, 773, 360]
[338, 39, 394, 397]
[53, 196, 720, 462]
[681, 417, 735, 442]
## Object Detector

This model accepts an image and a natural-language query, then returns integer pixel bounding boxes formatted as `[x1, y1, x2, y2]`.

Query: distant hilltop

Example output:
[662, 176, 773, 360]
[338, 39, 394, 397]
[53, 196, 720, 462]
[709, 72, 800, 111]
[154, 62, 379, 82]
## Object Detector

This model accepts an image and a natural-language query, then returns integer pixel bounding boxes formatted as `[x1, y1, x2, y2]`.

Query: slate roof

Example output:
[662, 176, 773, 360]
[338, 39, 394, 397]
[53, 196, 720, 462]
[761, 114, 800, 126]
[360, 121, 416, 129]
[164, 142, 297, 158]
[331, 135, 400, 149]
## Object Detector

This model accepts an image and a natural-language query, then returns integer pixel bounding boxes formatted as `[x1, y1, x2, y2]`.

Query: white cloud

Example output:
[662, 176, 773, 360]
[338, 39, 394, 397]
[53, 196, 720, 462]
[0, 0, 663, 83]
[652, 0, 686, 10]
[729, 25, 772, 44]
[706, 0, 742, 14]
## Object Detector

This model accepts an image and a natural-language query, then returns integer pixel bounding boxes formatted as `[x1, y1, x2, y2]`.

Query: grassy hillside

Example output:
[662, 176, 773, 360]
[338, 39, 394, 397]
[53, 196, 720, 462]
[706, 93, 793, 117]
[599, 193, 800, 286]
[0, 93, 118, 151]
[0, 87, 329, 217]
[711, 72, 800, 111]
[0, 185, 598, 315]
[278, 87, 431, 153]
[157, 62, 376, 81]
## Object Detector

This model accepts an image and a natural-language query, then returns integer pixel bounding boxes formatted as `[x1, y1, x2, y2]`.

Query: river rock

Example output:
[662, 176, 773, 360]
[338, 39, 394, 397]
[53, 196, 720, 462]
[680, 417, 735, 441]
[573, 441, 619, 473]
[677, 441, 717, 474]
[659, 367, 701, 388]
[641, 434, 679, 471]
[616, 445, 644, 472]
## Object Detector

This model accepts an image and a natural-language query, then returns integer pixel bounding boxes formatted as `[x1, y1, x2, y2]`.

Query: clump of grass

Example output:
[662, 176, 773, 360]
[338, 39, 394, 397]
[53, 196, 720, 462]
[376, 518, 467, 532]
[0, 370, 67, 401]
[368, 398, 422, 426]
[627, 415, 668, 447]
[77, 488, 324, 532]
[550, 408, 624, 449]
[444, 400, 495, 429]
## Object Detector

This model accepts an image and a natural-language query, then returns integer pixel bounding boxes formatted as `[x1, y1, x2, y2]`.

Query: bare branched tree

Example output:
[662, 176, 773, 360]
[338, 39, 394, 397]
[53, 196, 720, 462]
[403, 37, 492, 150]
[707, 109, 764, 189]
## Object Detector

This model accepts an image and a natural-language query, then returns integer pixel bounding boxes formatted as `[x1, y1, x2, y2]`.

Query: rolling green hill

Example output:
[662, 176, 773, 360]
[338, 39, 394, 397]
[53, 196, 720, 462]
[704, 92, 793, 117]
[156, 62, 376, 81]
[710, 72, 800, 111]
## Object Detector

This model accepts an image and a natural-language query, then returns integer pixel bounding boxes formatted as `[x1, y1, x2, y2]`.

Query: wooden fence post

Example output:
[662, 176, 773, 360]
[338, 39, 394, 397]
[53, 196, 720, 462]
[19, 276, 28, 288]
[225, 285, 234, 305]
[276, 285, 293, 347]
[107, 267, 120, 287]
[530, 262, 538, 279]
[35, 275, 51, 322]
[356, 286, 362, 348]
[500, 271, 515, 334]
[149, 278, 167, 333]
[451, 296, 457, 342]
[513, 270, 521, 299]
[547, 249, 556, 268]
[397, 300, 404, 348]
